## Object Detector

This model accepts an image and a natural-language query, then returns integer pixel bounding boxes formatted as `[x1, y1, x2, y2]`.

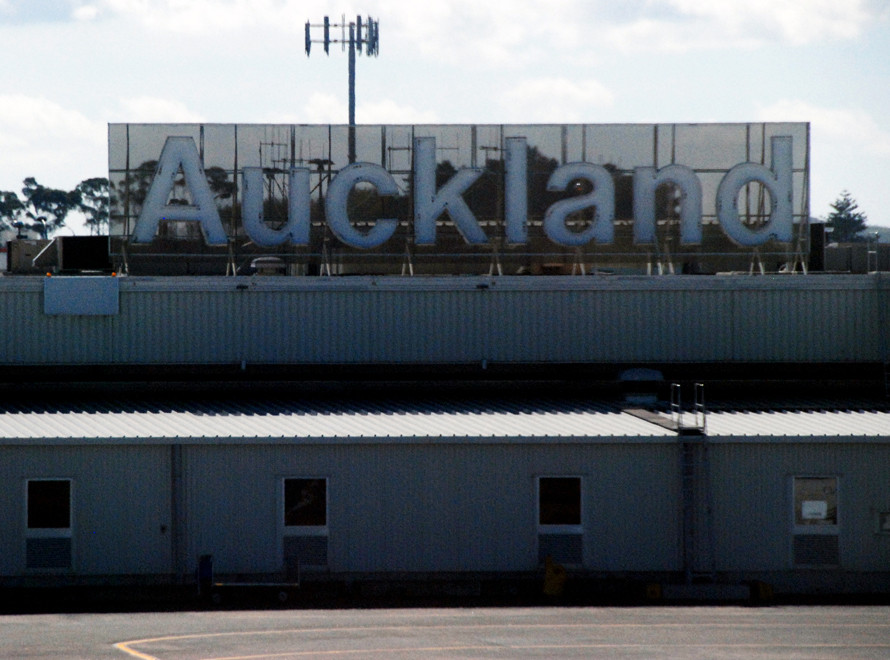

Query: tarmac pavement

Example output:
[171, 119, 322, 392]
[1, 605, 889, 659]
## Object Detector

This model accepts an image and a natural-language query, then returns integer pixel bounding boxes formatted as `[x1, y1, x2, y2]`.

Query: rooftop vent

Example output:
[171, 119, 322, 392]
[619, 368, 664, 405]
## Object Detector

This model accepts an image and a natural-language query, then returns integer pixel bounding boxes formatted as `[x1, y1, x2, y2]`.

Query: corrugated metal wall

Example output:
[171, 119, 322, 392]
[0, 445, 171, 577]
[176, 437, 890, 578]
[182, 441, 681, 575]
[0, 285, 116, 364]
[1, 274, 887, 365]
[708, 441, 890, 573]
[3, 437, 890, 583]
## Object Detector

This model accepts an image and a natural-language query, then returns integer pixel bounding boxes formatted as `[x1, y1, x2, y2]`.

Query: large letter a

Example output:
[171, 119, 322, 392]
[130, 137, 227, 245]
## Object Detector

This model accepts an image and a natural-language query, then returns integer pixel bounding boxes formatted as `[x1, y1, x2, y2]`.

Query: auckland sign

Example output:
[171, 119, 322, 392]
[131, 134, 795, 250]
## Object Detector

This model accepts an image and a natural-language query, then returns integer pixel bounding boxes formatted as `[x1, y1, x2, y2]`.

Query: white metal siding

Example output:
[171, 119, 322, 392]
[731, 288, 880, 362]
[116, 290, 245, 363]
[709, 442, 890, 572]
[1, 274, 887, 365]
[181, 441, 681, 576]
[3, 434, 888, 582]
[0, 289, 115, 364]
[0, 446, 171, 577]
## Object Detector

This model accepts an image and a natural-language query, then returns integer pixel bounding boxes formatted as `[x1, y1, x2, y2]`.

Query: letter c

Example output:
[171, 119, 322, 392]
[325, 163, 400, 249]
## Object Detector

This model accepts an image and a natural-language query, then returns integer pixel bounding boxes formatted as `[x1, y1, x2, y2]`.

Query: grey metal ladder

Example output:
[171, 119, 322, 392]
[674, 383, 716, 584]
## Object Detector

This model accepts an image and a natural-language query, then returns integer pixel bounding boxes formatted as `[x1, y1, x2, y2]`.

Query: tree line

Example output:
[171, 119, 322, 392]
[0, 178, 109, 238]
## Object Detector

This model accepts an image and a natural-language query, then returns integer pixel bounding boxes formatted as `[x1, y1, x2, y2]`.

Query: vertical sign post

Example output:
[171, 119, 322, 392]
[305, 15, 380, 163]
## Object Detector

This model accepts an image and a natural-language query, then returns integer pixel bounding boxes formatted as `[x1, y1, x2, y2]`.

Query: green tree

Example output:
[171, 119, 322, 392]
[75, 177, 111, 235]
[20, 177, 80, 234]
[205, 166, 235, 201]
[0, 191, 24, 232]
[826, 190, 868, 242]
[113, 160, 159, 216]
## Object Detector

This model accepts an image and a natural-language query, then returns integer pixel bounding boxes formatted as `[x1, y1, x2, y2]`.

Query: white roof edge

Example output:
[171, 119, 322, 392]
[706, 435, 890, 443]
[6, 434, 890, 446]
[0, 434, 677, 446]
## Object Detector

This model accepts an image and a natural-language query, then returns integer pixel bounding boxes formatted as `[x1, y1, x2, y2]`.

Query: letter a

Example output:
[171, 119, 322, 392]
[543, 163, 615, 246]
[131, 137, 228, 245]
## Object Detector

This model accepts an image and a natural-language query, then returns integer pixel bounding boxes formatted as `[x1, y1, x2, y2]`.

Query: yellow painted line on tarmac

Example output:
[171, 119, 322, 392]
[205, 645, 890, 660]
[113, 640, 162, 660]
[119, 642, 890, 660]
[114, 622, 890, 660]
[113, 622, 592, 656]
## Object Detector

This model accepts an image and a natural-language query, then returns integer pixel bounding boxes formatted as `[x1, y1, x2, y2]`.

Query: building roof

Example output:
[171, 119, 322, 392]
[1, 390, 888, 444]
[0, 392, 674, 444]
[704, 404, 890, 439]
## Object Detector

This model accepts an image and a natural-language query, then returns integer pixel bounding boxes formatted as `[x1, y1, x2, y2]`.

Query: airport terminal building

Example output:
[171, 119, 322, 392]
[1, 122, 888, 598]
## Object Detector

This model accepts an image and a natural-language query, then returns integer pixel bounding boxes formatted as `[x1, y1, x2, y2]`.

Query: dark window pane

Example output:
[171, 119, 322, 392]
[28, 480, 70, 529]
[539, 477, 581, 525]
[284, 478, 326, 527]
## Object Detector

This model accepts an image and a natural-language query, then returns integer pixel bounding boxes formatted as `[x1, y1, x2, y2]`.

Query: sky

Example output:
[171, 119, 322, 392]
[0, 0, 888, 229]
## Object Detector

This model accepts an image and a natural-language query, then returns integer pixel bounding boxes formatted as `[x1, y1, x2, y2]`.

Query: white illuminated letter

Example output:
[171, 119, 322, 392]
[325, 162, 399, 249]
[242, 167, 310, 247]
[505, 137, 528, 244]
[413, 136, 487, 245]
[131, 136, 227, 245]
[543, 163, 615, 246]
[716, 136, 793, 246]
[632, 165, 703, 244]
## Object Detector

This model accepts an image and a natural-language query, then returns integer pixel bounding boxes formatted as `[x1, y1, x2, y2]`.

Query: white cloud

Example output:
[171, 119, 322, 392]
[0, 0, 106, 23]
[757, 99, 890, 224]
[601, 17, 756, 52]
[376, 0, 882, 63]
[116, 96, 206, 123]
[300, 92, 346, 124]
[97, 0, 308, 34]
[255, 95, 437, 125]
[0, 95, 102, 145]
[602, 0, 879, 52]
[0, 95, 106, 191]
[379, 0, 582, 67]
[665, 0, 872, 44]
[501, 78, 614, 122]
[73, 4, 100, 20]
[89, 0, 580, 66]
[359, 99, 438, 124]
[757, 99, 890, 157]
[64, 0, 885, 61]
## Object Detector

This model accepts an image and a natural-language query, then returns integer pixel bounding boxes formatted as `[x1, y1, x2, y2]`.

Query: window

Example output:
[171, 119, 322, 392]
[792, 476, 839, 567]
[539, 477, 581, 526]
[537, 476, 583, 566]
[26, 479, 72, 570]
[28, 480, 71, 530]
[282, 478, 328, 572]
[284, 478, 327, 528]
[794, 477, 837, 527]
